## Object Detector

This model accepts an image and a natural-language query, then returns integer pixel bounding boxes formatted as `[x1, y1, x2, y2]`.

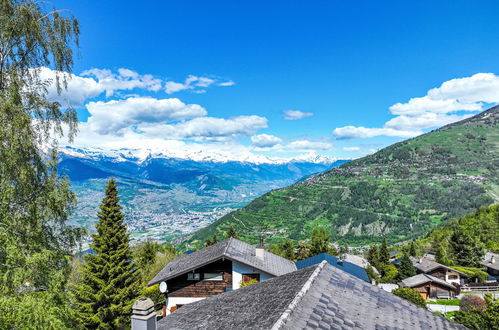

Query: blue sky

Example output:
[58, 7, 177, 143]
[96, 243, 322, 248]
[50, 0, 499, 161]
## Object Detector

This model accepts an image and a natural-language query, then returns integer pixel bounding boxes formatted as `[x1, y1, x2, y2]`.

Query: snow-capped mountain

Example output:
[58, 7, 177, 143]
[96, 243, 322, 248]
[59, 146, 348, 243]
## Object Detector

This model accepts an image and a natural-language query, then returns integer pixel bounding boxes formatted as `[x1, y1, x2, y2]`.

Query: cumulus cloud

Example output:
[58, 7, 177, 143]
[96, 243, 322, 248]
[287, 140, 333, 151]
[86, 97, 207, 135]
[333, 73, 497, 139]
[165, 75, 234, 94]
[251, 134, 283, 148]
[138, 115, 268, 140]
[283, 109, 314, 120]
[38, 67, 163, 106]
[343, 146, 360, 151]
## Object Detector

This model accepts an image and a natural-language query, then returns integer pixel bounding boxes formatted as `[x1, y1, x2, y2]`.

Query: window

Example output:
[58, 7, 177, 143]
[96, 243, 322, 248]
[448, 275, 458, 280]
[242, 273, 260, 283]
[187, 273, 200, 281]
[204, 272, 223, 281]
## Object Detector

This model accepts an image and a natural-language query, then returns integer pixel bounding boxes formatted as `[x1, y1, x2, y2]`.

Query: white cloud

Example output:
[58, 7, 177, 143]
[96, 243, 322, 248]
[81, 68, 162, 96]
[283, 109, 314, 120]
[287, 140, 333, 151]
[86, 97, 207, 135]
[333, 73, 498, 139]
[343, 146, 360, 151]
[165, 75, 232, 94]
[138, 115, 268, 140]
[251, 134, 283, 148]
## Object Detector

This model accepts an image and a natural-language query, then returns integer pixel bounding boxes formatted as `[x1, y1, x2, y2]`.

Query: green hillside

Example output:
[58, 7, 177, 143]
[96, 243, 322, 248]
[185, 106, 499, 247]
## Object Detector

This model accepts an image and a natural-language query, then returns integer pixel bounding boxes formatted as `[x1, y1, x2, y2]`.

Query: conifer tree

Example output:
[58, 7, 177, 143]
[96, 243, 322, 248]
[408, 242, 417, 257]
[367, 243, 380, 269]
[450, 231, 485, 267]
[397, 254, 417, 280]
[379, 238, 390, 264]
[309, 228, 337, 256]
[205, 235, 218, 247]
[295, 241, 310, 261]
[224, 226, 239, 239]
[74, 179, 139, 329]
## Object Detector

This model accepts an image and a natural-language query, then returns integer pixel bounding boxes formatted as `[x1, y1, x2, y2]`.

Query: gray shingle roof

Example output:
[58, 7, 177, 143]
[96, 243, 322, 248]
[148, 238, 296, 286]
[399, 273, 456, 290]
[410, 257, 465, 276]
[481, 252, 499, 271]
[157, 261, 466, 330]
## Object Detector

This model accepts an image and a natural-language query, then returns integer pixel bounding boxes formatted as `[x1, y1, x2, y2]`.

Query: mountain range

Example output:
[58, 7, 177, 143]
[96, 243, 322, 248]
[58, 147, 345, 242]
[185, 106, 499, 247]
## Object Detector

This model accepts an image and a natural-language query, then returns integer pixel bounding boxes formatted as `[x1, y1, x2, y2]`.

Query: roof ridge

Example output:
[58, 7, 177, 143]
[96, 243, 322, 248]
[222, 237, 233, 256]
[271, 260, 327, 330]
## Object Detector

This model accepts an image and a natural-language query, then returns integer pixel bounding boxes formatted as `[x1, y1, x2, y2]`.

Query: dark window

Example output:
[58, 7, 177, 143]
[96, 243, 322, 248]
[242, 273, 260, 283]
[187, 273, 200, 281]
[204, 272, 223, 281]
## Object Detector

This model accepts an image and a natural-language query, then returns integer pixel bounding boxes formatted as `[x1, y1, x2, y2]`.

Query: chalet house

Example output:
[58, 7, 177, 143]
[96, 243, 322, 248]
[295, 253, 370, 283]
[399, 274, 458, 300]
[480, 252, 499, 279]
[148, 261, 465, 330]
[394, 257, 465, 285]
[147, 238, 296, 314]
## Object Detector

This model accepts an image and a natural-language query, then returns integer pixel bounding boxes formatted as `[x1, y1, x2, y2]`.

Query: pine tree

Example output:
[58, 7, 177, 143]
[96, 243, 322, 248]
[295, 241, 310, 261]
[408, 242, 417, 257]
[367, 243, 380, 269]
[205, 235, 218, 247]
[379, 238, 390, 264]
[450, 230, 485, 267]
[309, 228, 336, 256]
[224, 226, 239, 239]
[137, 240, 159, 270]
[279, 239, 296, 261]
[74, 179, 139, 329]
[397, 254, 417, 280]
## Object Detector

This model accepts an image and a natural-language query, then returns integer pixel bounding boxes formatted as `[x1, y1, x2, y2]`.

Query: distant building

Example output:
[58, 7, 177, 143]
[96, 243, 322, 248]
[393, 256, 466, 285]
[147, 238, 296, 314]
[480, 252, 499, 279]
[154, 261, 465, 330]
[295, 253, 370, 283]
[399, 274, 458, 300]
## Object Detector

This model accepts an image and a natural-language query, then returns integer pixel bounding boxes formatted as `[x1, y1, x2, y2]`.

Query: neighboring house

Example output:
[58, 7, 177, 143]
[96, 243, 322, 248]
[296, 253, 370, 283]
[147, 238, 296, 314]
[399, 274, 458, 300]
[480, 252, 499, 279]
[155, 261, 465, 330]
[393, 257, 465, 285]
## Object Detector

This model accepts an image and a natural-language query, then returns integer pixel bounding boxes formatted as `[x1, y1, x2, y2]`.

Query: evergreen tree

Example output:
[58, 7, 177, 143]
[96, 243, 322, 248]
[408, 242, 417, 257]
[0, 1, 81, 327]
[224, 226, 239, 239]
[74, 179, 140, 329]
[309, 228, 336, 256]
[367, 244, 380, 269]
[137, 240, 159, 270]
[379, 238, 390, 264]
[450, 231, 485, 267]
[279, 239, 296, 261]
[205, 235, 218, 247]
[163, 242, 176, 255]
[295, 241, 310, 261]
[397, 254, 416, 280]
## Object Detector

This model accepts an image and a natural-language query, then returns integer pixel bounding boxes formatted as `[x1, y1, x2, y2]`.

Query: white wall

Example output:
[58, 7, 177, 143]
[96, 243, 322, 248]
[232, 261, 273, 290]
[445, 270, 461, 285]
[165, 297, 205, 315]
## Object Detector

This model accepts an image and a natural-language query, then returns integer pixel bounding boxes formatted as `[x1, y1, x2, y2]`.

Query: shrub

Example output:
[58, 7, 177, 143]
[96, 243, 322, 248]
[392, 287, 426, 308]
[240, 278, 258, 288]
[452, 266, 489, 283]
[460, 295, 485, 312]
[379, 264, 399, 283]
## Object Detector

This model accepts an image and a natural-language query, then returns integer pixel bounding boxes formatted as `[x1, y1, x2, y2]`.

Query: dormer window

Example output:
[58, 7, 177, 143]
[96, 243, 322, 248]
[204, 272, 223, 281]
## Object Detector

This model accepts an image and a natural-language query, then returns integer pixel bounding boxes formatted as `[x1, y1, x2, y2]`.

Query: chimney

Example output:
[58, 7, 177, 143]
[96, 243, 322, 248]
[492, 255, 496, 264]
[255, 236, 265, 260]
[131, 298, 156, 330]
[418, 258, 423, 264]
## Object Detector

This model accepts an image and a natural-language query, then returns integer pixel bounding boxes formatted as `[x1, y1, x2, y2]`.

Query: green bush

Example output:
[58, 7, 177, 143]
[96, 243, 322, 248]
[452, 266, 489, 283]
[427, 299, 460, 306]
[392, 287, 427, 308]
[379, 264, 399, 283]
[240, 278, 258, 288]
[141, 284, 165, 307]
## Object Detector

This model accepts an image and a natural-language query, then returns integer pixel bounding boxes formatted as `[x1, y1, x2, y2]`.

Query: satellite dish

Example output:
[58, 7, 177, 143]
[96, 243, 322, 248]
[159, 281, 168, 293]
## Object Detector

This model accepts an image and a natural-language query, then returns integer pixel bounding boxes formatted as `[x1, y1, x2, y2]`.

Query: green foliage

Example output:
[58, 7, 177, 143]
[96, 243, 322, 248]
[460, 295, 485, 312]
[163, 242, 176, 255]
[295, 241, 310, 261]
[450, 230, 485, 267]
[392, 287, 426, 308]
[452, 267, 489, 283]
[240, 278, 258, 287]
[309, 228, 337, 256]
[73, 179, 140, 329]
[397, 255, 417, 280]
[366, 265, 378, 282]
[224, 226, 239, 239]
[269, 239, 296, 261]
[453, 294, 499, 329]
[378, 264, 399, 283]
[408, 242, 417, 257]
[0, 1, 81, 327]
[186, 108, 499, 247]
[135, 240, 161, 270]
[205, 235, 219, 247]
[379, 238, 390, 264]
[427, 299, 461, 306]
[366, 244, 380, 269]
[141, 285, 165, 308]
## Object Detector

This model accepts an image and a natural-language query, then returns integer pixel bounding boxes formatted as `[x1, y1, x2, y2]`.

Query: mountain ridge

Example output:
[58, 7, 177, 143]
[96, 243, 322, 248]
[185, 106, 499, 247]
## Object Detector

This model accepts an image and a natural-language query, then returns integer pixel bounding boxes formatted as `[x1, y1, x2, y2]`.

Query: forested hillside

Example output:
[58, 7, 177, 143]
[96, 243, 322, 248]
[186, 106, 499, 247]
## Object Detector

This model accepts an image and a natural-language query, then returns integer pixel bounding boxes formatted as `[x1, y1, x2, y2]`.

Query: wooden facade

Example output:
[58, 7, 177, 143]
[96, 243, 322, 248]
[167, 259, 233, 298]
[411, 282, 456, 300]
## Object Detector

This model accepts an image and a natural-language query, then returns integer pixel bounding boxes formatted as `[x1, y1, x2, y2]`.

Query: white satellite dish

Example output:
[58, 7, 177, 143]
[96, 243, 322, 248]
[159, 281, 168, 293]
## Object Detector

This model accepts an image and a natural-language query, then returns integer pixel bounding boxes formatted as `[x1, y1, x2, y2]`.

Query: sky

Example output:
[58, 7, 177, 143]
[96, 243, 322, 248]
[48, 0, 499, 161]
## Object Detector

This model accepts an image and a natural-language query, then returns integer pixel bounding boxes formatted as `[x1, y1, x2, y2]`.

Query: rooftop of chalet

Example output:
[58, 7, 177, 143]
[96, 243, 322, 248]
[157, 261, 466, 330]
[148, 238, 297, 286]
